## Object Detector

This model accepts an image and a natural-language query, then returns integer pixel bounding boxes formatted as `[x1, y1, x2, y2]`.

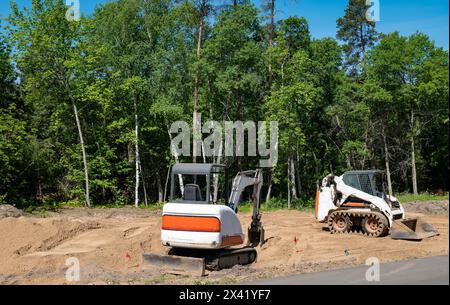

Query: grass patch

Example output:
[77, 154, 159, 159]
[15, 196, 316, 214]
[238, 197, 314, 213]
[20, 200, 166, 212]
[396, 193, 449, 204]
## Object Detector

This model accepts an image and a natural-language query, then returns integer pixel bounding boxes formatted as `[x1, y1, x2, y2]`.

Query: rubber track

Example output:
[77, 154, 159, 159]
[206, 247, 257, 271]
[328, 210, 389, 237]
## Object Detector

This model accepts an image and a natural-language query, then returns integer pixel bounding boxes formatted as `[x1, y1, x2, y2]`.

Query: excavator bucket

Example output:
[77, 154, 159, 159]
[142, 253, 206, 276]
[390, 218, 439, 241]
[247, 225, 265, 247]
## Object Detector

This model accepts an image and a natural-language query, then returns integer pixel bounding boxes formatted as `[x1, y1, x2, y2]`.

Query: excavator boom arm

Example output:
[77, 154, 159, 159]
[228, 169, 265, 247]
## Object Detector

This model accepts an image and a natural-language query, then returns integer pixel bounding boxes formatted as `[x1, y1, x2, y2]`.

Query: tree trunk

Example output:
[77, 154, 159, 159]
[265, 170, 273, 202]
[37, 179, 42, 200]
[167, 126, 184, 194]
[290, 156, 298, 200]
[267, 0, 275, 87]
[362, 122, 370, 169]
[37, 167, 42, 200]
[134, 100, 140, 208]
[163, 167, 170, 203]
[287, 161, 291, 209]
[72, 102, 90, 207]
[382, 124, 393, 197]
[63, 77, 90, 207]
[410, 110, 418, 196]
[295, 147, 302, 196]
[127, 143, 134, 164]
[411, 137, 418, 196]
[193, 17, 204, 164]
[346, 154, 352, 169]
[157, 171, 164, 203]
[139, 160, 148, 206]
[201, 141, 207, 164]
[213, 140, 223, 203]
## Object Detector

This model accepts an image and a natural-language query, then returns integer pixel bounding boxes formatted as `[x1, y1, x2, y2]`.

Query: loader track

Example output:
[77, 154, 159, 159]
[328, 210, 389, 237]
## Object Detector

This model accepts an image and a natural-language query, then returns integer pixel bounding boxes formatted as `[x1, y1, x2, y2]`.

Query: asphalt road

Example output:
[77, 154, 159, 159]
[245, 256, 449, 285]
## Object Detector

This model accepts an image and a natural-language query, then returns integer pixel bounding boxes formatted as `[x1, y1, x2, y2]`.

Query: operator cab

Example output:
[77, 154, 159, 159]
[170, 163, 228, 205]
[342, 170, 400, 208]
[343, 170, 387, 198]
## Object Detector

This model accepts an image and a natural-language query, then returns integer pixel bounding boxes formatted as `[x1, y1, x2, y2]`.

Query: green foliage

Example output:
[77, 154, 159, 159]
[0, 0, 448, 208]
[239, 196, 315, 212]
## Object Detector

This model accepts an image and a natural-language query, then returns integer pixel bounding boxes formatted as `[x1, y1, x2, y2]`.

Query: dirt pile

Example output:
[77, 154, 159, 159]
[45, 207, 156, 219]
[0, 205, 24, 219]
[0, 202, 448, 284]
[404, 200, 449, 215]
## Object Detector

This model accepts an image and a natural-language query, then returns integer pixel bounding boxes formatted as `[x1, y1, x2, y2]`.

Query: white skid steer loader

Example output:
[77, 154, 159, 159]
[315, 170, 439, 241]
[143, 163, 265, 276]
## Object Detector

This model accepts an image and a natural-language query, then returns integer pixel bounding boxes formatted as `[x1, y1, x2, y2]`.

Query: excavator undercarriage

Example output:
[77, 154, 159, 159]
[143, 247, 258, 276]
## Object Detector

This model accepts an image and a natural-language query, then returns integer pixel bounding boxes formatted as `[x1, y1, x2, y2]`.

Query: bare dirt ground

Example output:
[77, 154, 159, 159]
[0, 202, 448, 285]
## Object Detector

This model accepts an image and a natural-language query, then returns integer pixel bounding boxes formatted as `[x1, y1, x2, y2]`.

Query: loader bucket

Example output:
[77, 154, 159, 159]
[142, 253, 206, 276]
[390, 218, 439, 241]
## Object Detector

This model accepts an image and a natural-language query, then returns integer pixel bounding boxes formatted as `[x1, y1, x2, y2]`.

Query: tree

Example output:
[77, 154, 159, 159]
[366, 32, 449, 194]
[266, 17, 317, 206]
[9, 0, 92, 206]
[0, 28, 25, 204]
[192, 0, 213, 163]
[202, 4, 265, 170]
[261, 0, 275, 87]
[360, 82, 394, 195]
[91, 0, 196, 205]
[1, 0, 447, 208]
[337, 0, 378, 76]
[0, 29, 15, 107]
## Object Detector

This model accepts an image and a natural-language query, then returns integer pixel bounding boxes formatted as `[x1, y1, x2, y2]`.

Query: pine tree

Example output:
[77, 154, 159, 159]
[337, 0, 378, 76]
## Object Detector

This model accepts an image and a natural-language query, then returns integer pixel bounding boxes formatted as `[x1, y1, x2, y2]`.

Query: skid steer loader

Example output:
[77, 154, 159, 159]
[315, 170, 439, 241]
[143, 163, 265, 276]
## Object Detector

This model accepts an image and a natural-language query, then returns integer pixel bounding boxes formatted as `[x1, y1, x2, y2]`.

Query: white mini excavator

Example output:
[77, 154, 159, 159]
[315, 170, 439, 241]
[143, 163, 265, 276]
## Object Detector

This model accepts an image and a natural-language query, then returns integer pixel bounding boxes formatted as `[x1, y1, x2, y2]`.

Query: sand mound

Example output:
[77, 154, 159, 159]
[0, 205, 24, 219]
[405, 200, 449, 215]
[0, 205, 448, 284]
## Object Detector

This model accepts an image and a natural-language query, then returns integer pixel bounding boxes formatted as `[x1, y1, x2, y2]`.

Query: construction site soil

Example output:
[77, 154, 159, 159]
[0, 201, 448, 284]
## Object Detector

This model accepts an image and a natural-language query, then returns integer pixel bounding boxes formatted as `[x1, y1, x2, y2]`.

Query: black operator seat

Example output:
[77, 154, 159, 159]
[183, 184, 203, 201]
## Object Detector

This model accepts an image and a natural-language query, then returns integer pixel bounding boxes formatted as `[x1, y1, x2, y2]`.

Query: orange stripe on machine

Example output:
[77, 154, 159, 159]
[315, 191, 320, 219]
[343, 202, 367, 207]
[162, 215, 221, 232]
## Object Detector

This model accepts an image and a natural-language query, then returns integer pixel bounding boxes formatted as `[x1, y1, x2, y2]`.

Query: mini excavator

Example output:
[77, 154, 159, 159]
[143, 163, 265, 276]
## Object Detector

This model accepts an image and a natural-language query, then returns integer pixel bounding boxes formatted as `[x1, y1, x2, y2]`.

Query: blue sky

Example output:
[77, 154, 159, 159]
[1, 0, 448, 49]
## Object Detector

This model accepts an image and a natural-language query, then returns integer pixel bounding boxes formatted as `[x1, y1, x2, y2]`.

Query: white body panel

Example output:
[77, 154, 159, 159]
[316, 175, 405, 227]
[317, 186, 336, 222]
[161, 203, 244, 249]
